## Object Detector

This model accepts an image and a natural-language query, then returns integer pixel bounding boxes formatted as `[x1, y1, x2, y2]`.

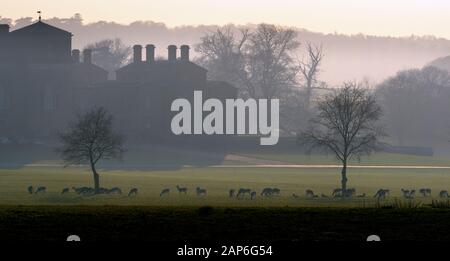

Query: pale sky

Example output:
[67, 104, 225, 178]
[2, 0, 450, 38]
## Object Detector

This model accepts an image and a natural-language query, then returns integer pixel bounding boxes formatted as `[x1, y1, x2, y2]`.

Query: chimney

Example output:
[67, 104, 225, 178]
[180, 45, 190, 61]
[168, 45, 177, 61]
[0, 24, 9, 35]
[146, 44, 155, 63]
[133, 44, 142, 63]
[83, 49, 92, 64]
[72, 49, 80, 63]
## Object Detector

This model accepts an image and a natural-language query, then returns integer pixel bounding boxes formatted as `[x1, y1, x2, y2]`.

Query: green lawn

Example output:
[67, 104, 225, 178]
[0, 165, 449, 207]
[237, 151, 450, 166]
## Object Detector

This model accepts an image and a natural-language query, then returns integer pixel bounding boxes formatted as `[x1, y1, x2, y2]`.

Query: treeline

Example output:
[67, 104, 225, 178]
[2, 14, 450, 84]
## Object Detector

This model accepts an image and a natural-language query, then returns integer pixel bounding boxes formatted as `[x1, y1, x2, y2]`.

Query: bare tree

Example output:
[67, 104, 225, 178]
[298, 43, 323, 107]
[298, 83, 383, 194]
[58, 107, 125, 193]
[196, 24, 299, 99]
[85, 38, 131, 79]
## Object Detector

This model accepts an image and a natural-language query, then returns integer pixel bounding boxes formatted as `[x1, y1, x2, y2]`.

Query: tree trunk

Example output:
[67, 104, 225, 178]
[341, 160, 348, 195]
[91, 163, 100, 193]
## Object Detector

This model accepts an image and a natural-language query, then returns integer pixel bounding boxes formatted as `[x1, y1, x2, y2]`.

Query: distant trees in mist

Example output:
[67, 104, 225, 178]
[84, 38, 132, 79]
[376, 66, 450, 147]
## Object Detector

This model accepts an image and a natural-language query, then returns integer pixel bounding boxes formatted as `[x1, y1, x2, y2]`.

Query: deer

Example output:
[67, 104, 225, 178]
[321, 193, 330, 198]
[343, 188, 356, 198]
[332, 188, 342, 197]
[305, 189, 316, 198]
[176, 185, 187, 194]
[61, 188, 70, 194]
[373, 189, 389, 200]
[196, 187, 207, 197]
[35, 186, 46, 194]
[439, 190, 449, 198]
[128, 188, 138, 197]
[108, 187, 122, 194]
[357, 193, 366, 198]
[237, 188, 252, 198]
[419, 188, 431, 197]
[229, 189, 235, 198]
[401, 189, 415, 199]
[160, 188, 170, 197]
[271, 188, 281, 195]
[261, 188, 273, 197]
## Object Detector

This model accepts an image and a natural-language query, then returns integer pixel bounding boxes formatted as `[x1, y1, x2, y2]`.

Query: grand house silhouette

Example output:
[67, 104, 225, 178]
[0, 19, 237, 144]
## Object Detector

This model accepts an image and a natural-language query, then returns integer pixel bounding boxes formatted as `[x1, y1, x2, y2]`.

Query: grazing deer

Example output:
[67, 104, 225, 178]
[332, 188, 342, 197]
[108, 187, 122, 194]
[27, 186, 33, 194]
[321, 194, 330, 198]
[271, 188, 281, 195]
[176, 185, 187, 194]
[160, 188, 170, 197]
[128, 188, 138, 197]
[237, 188, 252, 198]
[229, 189, 235, 198]
[401, 189, 415, 199]
[250, 191, 256, 200]
[35, 186, 46, 194]
[343, 188, 356, 198]
[419, 188, 431, 197]
[305, 189, 315, 198]
[261, 188, 273, 197]
[439, 190, 449, 198]
[196, 187, 207, 196]
[373, 189, 389, 199]
[61, 188, 70, 194]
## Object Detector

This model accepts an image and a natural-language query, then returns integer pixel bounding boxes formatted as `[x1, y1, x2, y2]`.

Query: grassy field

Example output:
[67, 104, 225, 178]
[1, 148, 450, 241]
[0, 165, 450, 207]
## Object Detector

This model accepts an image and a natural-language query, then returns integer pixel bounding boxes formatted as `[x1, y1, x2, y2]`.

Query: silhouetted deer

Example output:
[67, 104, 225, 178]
[108, 187, 122, 194]
[160, 188, 170, 197]
[237, 188, 251, 198]
[35, 186, 46, 194]
[196, 187, 207, 196]
[439, 190, 449, 198]
[357, 193, 366, 198]
[419, 188, 431, 197]
[128, 188, 138, 197]
[305, 189, 316, 198]
[176, 185, 187, 194]
[373, 189, 389, 199]
[261, 188, 273, 197]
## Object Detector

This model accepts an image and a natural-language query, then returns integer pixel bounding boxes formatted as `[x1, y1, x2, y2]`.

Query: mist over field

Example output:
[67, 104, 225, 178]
[2, 14, 450, 85]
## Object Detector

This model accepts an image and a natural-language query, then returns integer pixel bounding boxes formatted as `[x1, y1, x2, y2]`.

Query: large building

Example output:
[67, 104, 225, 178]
[0, 19, 237, 144]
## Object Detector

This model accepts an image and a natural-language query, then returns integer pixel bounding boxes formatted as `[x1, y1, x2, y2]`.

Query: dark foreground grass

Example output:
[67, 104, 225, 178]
[0, 205, 449, 241]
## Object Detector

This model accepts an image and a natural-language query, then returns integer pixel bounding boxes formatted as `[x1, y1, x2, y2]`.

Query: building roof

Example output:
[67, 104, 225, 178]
[10, 20, 72, 37]
[116, 60, 207, 73]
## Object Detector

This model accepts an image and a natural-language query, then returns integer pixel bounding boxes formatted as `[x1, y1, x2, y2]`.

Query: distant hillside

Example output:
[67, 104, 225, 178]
[428, 55, 450, 72]
[3, 14, 450, 85]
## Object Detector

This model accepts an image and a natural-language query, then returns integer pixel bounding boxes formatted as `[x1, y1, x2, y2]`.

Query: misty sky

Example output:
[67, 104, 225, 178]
[2, 0, 450, 38]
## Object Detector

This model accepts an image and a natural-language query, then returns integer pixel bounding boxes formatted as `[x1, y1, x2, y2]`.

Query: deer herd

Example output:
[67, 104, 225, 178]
[26, 184, 450, 200]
